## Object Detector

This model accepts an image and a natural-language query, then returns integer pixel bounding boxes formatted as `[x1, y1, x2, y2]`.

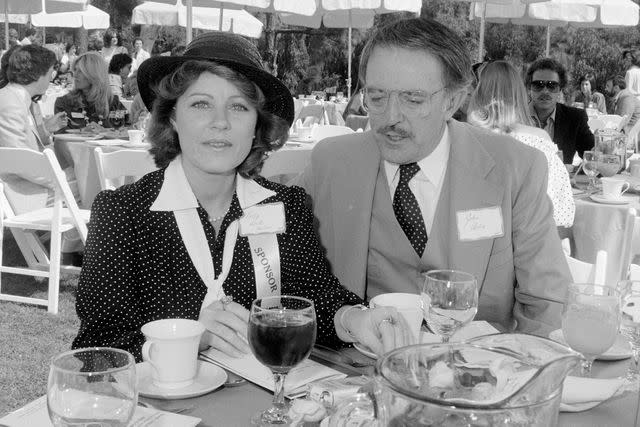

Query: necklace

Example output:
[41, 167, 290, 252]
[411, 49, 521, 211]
[208, 213, 226, 223]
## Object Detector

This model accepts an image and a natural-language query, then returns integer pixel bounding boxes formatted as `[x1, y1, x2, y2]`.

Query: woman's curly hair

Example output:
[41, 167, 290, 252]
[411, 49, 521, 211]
[147, 60, 290, 178]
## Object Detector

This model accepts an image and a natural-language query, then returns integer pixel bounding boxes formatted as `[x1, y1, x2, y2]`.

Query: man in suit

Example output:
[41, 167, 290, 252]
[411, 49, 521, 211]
[605, 75, 640, 135]
[526, 58, 594, 165]
[296, 18, 570, 337]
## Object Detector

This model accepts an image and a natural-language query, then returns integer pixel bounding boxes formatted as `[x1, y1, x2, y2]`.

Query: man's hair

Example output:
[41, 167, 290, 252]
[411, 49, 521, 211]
[358, 17, 473, 93]
[103, 29, 119, 47]
[65, 42, 76, 53]
[134, 38, 143, 45]
[622, 50, 640, 66]
[5, 45, 56, 85]
[610, 75, 626, 90]
[25, 28, 37, 38]
[108, 53, 132, 74]
[578, 73, 597, 91]
[525, 57, 568, 89]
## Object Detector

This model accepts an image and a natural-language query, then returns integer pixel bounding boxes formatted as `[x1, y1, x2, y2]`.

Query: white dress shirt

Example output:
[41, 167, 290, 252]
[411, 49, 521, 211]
[384, 125, 450, 235]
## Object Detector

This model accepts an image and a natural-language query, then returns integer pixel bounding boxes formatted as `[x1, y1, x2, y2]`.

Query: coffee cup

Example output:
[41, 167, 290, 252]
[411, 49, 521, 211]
[600, 177, 630, 200]
[369, 293, 423, 343]
[141, 318, 205, 389]
[127, 129, 145, 145]
[297, 126, 313, 140]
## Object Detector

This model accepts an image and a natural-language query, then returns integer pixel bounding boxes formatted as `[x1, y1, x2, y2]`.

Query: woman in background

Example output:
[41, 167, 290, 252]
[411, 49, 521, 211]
[59, 43, 78, 74]
[54, 52, 125, 129]
[573, 73, 606, 113]
[100, 29, 128, 65]
[468, 60, 575, 228]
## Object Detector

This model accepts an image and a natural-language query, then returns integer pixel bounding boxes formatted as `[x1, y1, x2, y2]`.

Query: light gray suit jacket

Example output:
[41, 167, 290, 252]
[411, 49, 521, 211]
[0, 83, 42, 151]
[296, 120, 571, 336]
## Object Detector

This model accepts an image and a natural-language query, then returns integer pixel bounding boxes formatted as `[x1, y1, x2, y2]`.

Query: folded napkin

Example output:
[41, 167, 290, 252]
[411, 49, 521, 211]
[560, 376, 627, 412]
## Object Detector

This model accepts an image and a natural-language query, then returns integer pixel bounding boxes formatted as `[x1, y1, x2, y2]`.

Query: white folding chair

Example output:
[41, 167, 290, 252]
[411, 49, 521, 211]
[298, 104, 329, 126]
[562, 238, 608, 285]
[261, 149, 311, 184]
[0, 148, 89, 314]
[94, 148, 157, 191]
[627, 119, 640, 153]
[311, 125, 354, 142]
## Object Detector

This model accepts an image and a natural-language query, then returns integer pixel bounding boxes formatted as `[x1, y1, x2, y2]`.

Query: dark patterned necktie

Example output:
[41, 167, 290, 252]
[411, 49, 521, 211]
[393, 162, 428, 257]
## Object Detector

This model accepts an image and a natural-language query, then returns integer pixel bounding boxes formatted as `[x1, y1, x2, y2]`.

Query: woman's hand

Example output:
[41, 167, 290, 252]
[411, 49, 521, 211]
[44, 112, 67, 133]
[199, 300, 250, 358]
[338, 306, 415, 357]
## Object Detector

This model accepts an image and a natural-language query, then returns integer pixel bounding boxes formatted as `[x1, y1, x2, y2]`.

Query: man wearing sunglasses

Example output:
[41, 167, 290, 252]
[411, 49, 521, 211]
[526, 58, 594, 165]
[297, 18, 570, 338]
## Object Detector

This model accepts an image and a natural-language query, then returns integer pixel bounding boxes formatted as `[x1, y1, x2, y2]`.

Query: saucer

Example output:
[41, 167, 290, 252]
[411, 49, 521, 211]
[137, 361, 227, 399]
[589, 194, 634, 205]
[549, 329, 632, 361]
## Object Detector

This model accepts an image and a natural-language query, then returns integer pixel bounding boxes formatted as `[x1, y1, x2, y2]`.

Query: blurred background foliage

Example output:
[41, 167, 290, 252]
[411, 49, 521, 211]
[1, 0, 639, 96]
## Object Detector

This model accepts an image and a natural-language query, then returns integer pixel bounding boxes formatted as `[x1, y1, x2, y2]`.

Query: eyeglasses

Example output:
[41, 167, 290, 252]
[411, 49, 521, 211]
[362, 86, 446, 117]
[530, 80, 561, 93]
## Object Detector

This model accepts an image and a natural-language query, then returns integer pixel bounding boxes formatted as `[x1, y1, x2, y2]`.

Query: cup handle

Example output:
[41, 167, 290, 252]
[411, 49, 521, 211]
[622, 182, 631, 195]
[141, 340, 159, 373]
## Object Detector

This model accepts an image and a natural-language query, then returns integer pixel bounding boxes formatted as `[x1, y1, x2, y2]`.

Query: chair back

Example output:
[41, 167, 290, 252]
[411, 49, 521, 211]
[298, 104, 328, 126]
[562, 238, 608, 285]
[94, 148, 157, 191]
[627, 119, 640, 152]
[312, 125, 354, 142]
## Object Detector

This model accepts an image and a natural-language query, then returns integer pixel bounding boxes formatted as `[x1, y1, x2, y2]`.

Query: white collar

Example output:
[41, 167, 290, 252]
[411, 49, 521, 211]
[384, 123, 450, 186]
[150, 156, 277, 212]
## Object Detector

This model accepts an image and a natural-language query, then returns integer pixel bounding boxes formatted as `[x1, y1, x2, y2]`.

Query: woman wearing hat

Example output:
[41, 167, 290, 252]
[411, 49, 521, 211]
[72, 32, 411, 362]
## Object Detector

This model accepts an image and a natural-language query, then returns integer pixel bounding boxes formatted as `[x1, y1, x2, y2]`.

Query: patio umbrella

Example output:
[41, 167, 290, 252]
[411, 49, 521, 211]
[31, 5, 109, 29]
[2, 0, 88, 49]
[470, 0, 640, 56]
[280, 0, 422, 98]
[132, 1, 263, 39]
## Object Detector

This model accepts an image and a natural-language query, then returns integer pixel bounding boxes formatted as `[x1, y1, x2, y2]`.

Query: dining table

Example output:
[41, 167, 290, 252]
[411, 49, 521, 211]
[136, 346, 639, 426]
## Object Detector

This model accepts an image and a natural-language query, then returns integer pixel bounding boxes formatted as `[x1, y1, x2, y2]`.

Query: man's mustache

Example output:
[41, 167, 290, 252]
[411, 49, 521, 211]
[376, 125, 413, 139]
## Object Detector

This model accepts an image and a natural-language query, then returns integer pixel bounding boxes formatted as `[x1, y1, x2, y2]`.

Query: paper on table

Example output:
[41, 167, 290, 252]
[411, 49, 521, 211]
[560, 376, 628, 412]
[0, 395, 201, 427]
[201, 348, 346, 398]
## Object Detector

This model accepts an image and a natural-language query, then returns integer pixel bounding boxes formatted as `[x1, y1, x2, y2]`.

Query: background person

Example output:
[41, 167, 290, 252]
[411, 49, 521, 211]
[297, 17, 571, 337]
[573, 73, 607, 114]
[468, 60, 575, 228]
[526, 58, 594, 165]
[20, 28, 38, 46]
[108, 53, 132, 98]
[54, 52, 126, 129]
[100, 29, 128, 65]
[129, 37, 150, 76]
[58, 43, 78, 74]
[605, 75, 640, 135]
[72, 32, 411, 361]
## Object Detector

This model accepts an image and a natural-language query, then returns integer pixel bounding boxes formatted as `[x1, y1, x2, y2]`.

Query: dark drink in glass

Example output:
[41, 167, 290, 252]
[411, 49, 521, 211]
[249, 311, 316, 373]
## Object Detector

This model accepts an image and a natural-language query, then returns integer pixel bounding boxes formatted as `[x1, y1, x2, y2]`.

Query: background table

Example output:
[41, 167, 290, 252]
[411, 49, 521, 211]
[141, 351, 639, 426]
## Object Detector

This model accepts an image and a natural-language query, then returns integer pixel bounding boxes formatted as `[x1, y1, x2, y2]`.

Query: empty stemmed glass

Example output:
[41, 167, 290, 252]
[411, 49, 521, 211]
[562, 283, 620, 376]
[47, 347, 137, 427]
[421, 270, 478, 343]
[618, 280, 640, 381]
[248, 295, 317, 426]
[582, 151, 600, 193]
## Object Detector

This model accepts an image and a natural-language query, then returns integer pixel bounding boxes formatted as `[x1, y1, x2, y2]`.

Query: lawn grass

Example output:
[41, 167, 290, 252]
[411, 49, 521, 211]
[0, 231, 80, 418]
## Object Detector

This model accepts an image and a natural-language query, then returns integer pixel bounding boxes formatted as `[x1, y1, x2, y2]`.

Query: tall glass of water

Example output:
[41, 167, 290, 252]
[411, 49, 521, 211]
[562, 283, 620, 376]
[47, 347, 137, 427]
[421, 270, 478, 343]
[618, 280, 640, 381]
[248, 295, 317, 426]
[583, 151, 599, 193]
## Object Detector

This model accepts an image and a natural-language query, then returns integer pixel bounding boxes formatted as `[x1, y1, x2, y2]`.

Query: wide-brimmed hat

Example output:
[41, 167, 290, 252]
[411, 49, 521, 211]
[137, 32, 293, 126]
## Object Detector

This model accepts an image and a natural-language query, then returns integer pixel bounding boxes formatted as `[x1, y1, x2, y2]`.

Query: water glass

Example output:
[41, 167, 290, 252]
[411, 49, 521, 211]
[618, 280, 640, 381]
[562, 283, 620, 376]
[582, 151, 599, 193]
[597, 153, 622, 177]
[47, 347, 137, 427]
[421, 270, 478, 343]
[248, 295, 317, 426]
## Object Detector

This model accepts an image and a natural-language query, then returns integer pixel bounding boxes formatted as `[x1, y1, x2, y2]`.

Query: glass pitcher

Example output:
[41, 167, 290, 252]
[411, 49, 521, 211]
[328, 334, 582, 427]
[594, 129, 628, 174]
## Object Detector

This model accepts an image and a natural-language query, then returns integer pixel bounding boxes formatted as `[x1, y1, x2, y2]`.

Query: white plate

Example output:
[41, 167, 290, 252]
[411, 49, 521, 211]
[136, 361, 227, 399]
[549, 329, 632, 361]
[589, 194, 635, 205]
[53, 133, 102, 142]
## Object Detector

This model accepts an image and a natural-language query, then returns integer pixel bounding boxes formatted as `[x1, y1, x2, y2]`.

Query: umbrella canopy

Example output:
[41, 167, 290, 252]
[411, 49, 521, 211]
[132, 1, 263, 39]
[31, 5, 109, 29]
[470, 0, 640, 55]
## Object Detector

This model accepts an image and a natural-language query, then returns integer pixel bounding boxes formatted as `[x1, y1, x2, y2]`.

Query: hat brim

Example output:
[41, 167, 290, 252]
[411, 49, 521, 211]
[137, 55, 294, 126]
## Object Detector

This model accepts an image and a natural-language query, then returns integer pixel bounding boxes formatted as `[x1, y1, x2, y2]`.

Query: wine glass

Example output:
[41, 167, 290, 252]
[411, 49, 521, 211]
[47, 347, 137, 427]
[561, 283, 620, 376]
[617, 280, 640, 381]
[582, 151, 600, 193]
[108, 110, 125, 130]
[248, 295, 317, 426]
[597, 153, 622, 177]
[421, 270, 478, 343]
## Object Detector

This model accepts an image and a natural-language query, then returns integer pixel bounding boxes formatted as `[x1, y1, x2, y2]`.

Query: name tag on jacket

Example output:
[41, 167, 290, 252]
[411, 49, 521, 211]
[239, 203, 286, 236]
[456, 206, 504, 241]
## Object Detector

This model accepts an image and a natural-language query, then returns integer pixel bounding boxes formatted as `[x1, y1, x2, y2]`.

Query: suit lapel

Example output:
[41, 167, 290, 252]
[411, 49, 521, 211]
[553, 104, 568, 148]
[430, 121, 502, 293]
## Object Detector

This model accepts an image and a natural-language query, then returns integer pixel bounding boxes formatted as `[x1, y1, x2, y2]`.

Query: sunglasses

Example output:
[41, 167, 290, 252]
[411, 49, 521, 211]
[531, 80, 561, 93]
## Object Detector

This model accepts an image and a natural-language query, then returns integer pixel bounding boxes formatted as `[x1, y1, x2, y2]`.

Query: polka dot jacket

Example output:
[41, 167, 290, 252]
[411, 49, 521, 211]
[72, 168, 363, 361]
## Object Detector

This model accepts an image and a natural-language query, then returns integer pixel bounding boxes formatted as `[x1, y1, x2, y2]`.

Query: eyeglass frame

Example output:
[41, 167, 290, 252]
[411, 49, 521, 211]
[361, 86, 447, 118]
[530, 80, 561, 93]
